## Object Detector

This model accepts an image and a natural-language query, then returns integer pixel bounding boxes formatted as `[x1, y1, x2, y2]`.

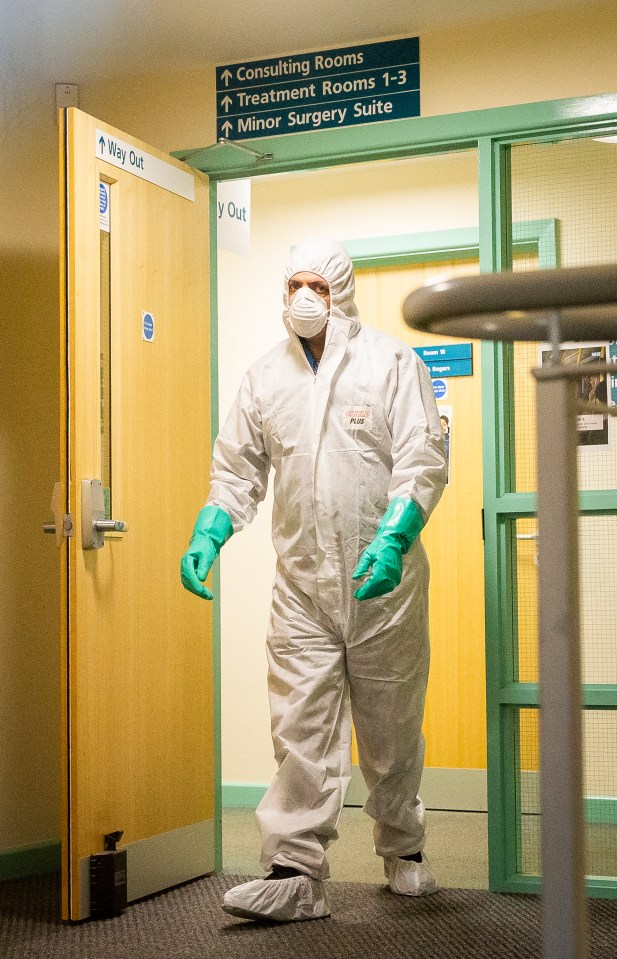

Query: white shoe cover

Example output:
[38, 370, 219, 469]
[222, 875, 330, 922]
[384, 856, 439, 897]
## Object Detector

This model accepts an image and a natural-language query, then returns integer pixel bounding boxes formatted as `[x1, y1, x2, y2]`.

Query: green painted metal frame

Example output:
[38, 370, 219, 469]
[478, 135, 558, 891]
[481, 127, 617, 899]
[344, 223, 555, 270]
[175, 92, 617, 180]
[191, 90, 617, 889]
[209, 180, 224, 872]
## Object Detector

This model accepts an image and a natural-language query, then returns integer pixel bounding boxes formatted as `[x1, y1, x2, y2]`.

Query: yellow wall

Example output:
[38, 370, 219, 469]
[4, 3, 617, 849]
[353, 261, 486, 770]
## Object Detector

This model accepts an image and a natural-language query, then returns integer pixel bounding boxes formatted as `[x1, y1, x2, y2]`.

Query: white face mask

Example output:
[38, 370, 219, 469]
[288, 287, 329, 338]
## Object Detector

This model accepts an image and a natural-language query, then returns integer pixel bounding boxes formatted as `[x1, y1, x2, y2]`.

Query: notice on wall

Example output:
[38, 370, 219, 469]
[540, 342, 610, 447]
[217, 179, 251, 256]
[438, 405, 452, 487]
[610, 341, 617, 407]
[216, 37, 420, 141]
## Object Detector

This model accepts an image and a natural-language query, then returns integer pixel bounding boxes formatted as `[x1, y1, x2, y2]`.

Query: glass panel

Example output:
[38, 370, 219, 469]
[512, 341, 538, 494]
[515, 514, 617, 686]
[100, 181, 111, 517]
[517, 708, 617, 879]
[514, 517, 539, 684]
[579, 514, 617, 687]
[517, 707, 540, 876]
[584, 710, 617, 878]
[508, 138, 617, 886]
[511, 137, 617, 269]
[510, 137, 617, 494]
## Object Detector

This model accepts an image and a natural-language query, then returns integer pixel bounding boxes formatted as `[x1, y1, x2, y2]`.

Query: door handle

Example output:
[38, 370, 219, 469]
[94, 520, 129, 533]
[82, 479, 128, 550]
[516, 531, 539, 565]
[43, 482, 74, 547]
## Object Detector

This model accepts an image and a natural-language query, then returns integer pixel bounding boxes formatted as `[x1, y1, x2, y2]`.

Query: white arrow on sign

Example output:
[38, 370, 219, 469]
[221, 95, 232, 113]
[220, 69, 233, 87]
[221, 120, 233, 136]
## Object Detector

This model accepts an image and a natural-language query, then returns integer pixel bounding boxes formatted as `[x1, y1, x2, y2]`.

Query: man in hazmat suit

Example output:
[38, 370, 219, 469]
[181, 237, 447, 923]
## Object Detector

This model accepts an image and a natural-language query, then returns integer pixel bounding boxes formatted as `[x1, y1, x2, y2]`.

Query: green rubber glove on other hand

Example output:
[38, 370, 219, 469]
[352, 497, 424, 601]
[180, 505, 233, 600]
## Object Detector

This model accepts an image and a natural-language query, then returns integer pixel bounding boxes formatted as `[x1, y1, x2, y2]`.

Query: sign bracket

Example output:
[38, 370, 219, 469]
[175, 139, 274, 164]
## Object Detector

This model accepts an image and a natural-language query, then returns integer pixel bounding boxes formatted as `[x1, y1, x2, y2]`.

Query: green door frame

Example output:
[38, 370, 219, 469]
[482, 136, 617, 899]
[179, 91, 617, 882]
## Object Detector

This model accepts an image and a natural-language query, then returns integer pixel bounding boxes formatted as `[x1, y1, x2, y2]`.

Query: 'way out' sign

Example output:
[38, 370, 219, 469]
[95, 129, 195, 201]
[217, 179, 251, 256]
[216, 37, 420, 141]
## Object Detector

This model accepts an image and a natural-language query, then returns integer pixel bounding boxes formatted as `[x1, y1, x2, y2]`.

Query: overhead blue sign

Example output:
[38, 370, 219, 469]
[216, 37, 420, 141]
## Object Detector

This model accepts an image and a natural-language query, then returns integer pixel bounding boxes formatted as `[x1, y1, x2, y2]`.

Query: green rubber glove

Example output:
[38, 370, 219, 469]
[352, 497, 424, 601]
[180, 505, 233, 600]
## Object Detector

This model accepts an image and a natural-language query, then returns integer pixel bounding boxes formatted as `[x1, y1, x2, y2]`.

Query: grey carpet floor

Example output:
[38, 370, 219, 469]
[2, 872, 617, 959]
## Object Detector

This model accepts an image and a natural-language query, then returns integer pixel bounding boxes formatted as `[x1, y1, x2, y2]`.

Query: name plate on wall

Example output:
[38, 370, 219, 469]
[414, 343, 473, 378]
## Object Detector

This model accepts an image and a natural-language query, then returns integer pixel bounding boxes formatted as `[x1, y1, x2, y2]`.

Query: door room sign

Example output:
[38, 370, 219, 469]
[414, 343, 473, 378]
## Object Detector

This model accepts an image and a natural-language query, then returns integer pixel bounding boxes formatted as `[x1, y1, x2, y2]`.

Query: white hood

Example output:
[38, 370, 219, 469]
[282, 236, 361, 340]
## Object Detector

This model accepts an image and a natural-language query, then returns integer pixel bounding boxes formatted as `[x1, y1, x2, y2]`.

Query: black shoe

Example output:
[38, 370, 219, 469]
[266, 865, 304, 880]
[399, 852, 422, 863]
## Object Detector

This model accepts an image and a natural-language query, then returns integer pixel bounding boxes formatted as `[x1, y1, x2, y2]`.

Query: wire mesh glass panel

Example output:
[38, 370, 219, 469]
[508, 136, 617, 890]
[516, 708, 617, 879]
[584, 710, 617, 878]
[515, 514, 617, 686]
[513, 341, 617, 493]
[510, 137, 617, 494]
[511, 138, 617, 270]
[517, 708, 541, 876]
[512, 342, 538, 494]
[579, 514, 617, 687]
[514, 517, 539, 684]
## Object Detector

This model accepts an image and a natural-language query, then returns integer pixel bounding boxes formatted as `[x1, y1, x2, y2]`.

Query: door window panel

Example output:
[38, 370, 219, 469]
[505, 136, 617, 889]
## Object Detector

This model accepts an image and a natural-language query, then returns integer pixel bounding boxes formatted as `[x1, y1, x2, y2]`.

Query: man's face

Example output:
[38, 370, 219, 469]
[288, 271, 330, 310]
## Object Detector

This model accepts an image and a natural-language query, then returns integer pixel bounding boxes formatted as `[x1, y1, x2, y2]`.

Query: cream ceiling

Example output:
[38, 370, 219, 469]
[3, 0, 594, 85]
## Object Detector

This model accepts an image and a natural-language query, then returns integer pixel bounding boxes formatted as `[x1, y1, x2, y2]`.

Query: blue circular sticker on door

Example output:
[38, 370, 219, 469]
[142, 312, 154, 342]
[432, 378, 447, 399]
[99, 182, 108, 214]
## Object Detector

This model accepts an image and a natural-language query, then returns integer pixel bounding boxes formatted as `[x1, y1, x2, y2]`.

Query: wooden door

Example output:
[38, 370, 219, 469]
[58, 108, 213, 920]
[352, 260, 487, 809]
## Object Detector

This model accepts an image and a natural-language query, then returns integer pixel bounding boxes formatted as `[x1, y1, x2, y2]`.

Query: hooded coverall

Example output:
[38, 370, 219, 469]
[208, 237, 447, 880]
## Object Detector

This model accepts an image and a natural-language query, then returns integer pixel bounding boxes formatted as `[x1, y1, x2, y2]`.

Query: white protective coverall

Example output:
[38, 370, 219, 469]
[208, 237, 447, 881]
